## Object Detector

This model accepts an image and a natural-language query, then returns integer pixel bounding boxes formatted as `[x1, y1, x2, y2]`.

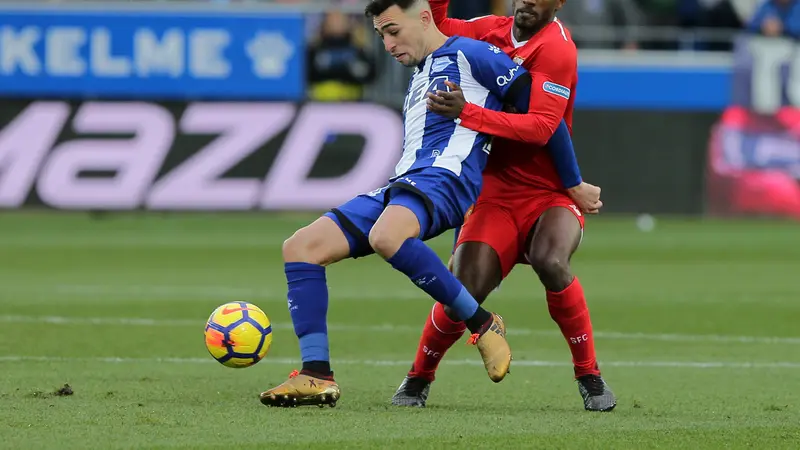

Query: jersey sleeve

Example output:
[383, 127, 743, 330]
[462, 44, 531, 109]
[430, 0, 506, 38]
[458, 37, 577, 146]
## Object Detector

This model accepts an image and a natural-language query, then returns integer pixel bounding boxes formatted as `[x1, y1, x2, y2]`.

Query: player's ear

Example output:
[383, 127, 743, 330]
[419, 9, 432, 29]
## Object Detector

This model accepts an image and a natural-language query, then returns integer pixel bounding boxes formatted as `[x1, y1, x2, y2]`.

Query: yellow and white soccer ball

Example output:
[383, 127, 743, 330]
[204, 302, 273, 368]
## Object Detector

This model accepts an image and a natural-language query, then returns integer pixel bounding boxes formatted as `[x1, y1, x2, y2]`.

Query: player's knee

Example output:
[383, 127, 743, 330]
[282, 231, 311, 263]
[282, 228, 326, 265]
[368, 226, 405, 259]
[529, 249, 571, 283]
[370, 205, 421, 259]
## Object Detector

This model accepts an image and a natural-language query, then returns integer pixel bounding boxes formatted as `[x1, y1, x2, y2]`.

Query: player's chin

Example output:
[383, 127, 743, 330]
[398, 55, 417, 67]
[514, 12, 539, 29]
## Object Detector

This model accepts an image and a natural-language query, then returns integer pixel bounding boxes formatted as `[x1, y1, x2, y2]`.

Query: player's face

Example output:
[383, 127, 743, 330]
[513, 0, 565, 30]
[373, 5, 426, 67]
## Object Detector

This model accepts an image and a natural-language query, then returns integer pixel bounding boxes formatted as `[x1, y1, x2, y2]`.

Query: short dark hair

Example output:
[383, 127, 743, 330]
[364, 0, 418, 18]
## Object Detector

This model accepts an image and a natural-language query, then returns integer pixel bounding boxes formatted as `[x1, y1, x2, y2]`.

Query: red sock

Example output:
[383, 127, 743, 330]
[408, 303, 467, 382]
[546, 277, 600, 378]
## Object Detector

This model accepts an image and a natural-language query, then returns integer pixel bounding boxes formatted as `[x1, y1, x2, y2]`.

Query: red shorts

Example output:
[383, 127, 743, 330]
[456, 190, 585, 279]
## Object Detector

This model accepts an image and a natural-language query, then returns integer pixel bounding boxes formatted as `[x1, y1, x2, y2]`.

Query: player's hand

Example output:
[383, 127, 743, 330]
[567, 182, 603, 215]
[762, 16, 783, 37]
[426, 81, 466, 119]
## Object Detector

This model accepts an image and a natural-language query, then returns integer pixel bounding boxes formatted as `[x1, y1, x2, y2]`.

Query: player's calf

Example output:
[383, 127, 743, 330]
[371, 203, 485, 325]
[528, 207, 616, 410]
[445, 241, 504, 316]
[394, 241, 507, 407]
[395, 304, 464, 407]
[279, 216, 352, 382]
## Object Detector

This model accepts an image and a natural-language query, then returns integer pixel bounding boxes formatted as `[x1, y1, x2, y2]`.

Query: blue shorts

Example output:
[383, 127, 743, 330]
[324, 168, 476, 258]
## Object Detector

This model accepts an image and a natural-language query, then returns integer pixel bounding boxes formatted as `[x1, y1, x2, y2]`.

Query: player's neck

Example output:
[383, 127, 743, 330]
[422, 30, 449, 60]
[512, 17, 554, 43]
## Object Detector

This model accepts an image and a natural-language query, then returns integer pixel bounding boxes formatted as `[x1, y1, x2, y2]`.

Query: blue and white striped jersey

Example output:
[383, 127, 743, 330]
[395, 35, 529, 183]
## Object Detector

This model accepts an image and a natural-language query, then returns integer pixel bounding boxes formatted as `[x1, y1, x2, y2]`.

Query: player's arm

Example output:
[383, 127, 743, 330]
[430, 0, 506, 38]
[459, 39, 576, 147]
[455, 42, 582, 188]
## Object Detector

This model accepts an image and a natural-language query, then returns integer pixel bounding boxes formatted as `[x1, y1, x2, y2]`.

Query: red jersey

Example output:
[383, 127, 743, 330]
[430, 1, 578, 195]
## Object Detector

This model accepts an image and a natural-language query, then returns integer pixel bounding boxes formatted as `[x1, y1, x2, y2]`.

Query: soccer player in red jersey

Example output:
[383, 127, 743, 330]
[391, 0, 617, 411]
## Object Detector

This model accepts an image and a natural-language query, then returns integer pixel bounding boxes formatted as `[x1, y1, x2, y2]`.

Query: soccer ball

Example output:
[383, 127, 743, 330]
[204, 302, 273, 368]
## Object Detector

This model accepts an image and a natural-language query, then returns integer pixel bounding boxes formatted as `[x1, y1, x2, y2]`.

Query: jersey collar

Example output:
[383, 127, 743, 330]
[418, 35, 460, 71]
[510, 26, 528, 48]
[510, 17, 561, 48]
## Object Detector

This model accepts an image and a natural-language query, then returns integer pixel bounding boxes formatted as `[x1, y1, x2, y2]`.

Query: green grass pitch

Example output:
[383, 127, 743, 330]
[1, 212, 799, 449]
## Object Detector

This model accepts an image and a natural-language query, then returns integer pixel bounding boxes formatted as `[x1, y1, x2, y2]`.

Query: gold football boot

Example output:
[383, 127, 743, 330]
[466, 313, 512, 382]
[259, 370, 341, 408]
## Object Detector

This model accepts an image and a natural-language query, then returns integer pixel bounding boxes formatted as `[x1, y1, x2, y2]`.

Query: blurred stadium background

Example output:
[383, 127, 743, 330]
[1, 0, 799, 448]
[1, 0, 798, 216]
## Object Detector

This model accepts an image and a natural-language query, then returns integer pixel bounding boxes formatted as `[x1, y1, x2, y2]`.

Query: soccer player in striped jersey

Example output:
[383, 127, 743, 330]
[392, 0, 617, 412]
[259, 0, 586, 408]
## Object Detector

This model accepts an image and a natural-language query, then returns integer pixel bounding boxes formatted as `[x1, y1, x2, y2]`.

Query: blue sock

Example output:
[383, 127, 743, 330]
[285, 262, 331, 373]
[387, 238, 484, 324]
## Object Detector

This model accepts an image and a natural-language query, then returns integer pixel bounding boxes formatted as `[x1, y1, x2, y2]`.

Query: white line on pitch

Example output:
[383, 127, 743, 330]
[2, 314, 800, 346]
[0, 355, 798, 369]
[0, 235, 455, 250]
[0, 284, 424, 301]
[0, 236, 284, 248]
